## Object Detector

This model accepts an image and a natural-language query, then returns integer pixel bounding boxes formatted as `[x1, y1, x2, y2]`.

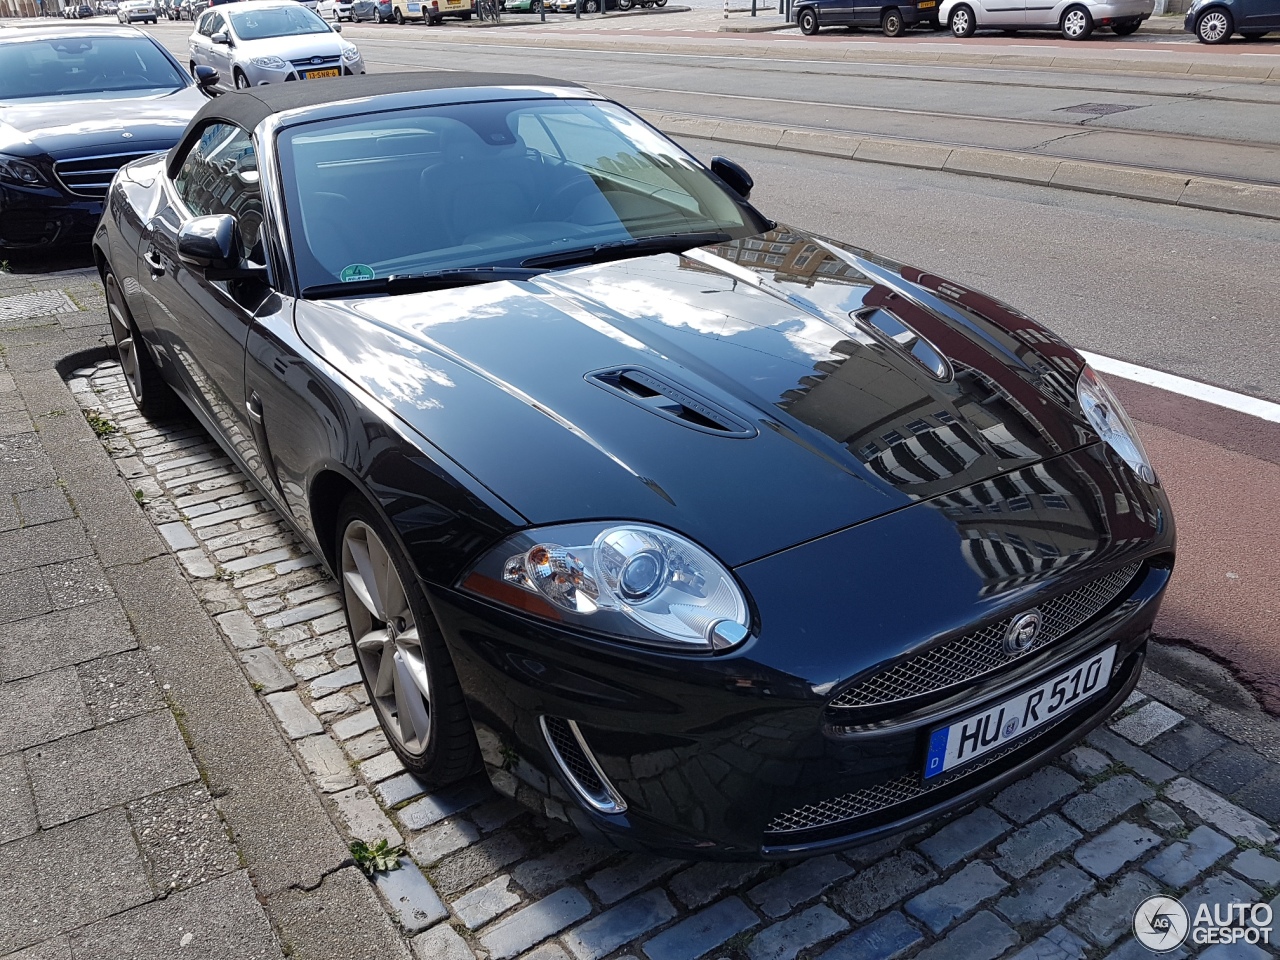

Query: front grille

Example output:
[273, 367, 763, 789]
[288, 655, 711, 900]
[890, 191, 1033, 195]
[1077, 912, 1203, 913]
[766, 711, 1075, 835]
[290, 55, 340, 68]
[53, 152, 153, 198]
[540, 716, 627, 815]
[829, 562, 1141, 710]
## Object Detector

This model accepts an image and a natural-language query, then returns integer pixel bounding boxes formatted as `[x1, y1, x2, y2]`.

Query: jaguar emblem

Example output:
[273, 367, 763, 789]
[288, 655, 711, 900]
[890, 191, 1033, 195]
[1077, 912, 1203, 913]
[1003, 610, 1042, 656]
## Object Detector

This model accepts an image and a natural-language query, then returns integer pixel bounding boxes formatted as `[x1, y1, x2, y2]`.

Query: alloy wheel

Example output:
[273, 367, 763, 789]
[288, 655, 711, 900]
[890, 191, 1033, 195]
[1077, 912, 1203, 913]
[106, 275, 142, 406]
[341, 520, 433, 754]
[950, 7, 970, 35]
[1198, 9, 1229, 41]
[235, 71, 250, 89]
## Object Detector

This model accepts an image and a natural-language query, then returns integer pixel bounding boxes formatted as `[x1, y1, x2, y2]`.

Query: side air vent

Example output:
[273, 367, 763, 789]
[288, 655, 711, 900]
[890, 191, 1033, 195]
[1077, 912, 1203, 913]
[853, 307, 951, 381]
[540, 716, 628, 815]
[587, 367, 757, 438]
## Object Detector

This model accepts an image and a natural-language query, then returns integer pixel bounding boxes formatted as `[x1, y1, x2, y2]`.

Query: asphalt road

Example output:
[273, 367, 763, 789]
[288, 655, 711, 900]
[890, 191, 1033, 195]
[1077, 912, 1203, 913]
[142, 17, 1280, 184]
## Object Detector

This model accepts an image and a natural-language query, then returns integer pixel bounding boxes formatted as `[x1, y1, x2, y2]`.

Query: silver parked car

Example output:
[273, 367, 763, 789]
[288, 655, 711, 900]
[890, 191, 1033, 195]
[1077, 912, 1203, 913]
[937, 0, 1152, 37]
[117, 0, 159, 21]
[188, 0, 364, 89]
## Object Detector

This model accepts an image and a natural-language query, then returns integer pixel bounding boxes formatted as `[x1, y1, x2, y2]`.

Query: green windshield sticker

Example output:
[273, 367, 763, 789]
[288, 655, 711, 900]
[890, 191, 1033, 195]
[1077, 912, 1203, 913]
[340, 264, 375, 283]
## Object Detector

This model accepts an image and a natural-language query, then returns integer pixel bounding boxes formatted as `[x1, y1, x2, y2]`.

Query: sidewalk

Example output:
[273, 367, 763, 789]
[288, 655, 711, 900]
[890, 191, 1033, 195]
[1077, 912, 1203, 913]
[2, 262, 1280, 960]
[0, 267, 409, 959]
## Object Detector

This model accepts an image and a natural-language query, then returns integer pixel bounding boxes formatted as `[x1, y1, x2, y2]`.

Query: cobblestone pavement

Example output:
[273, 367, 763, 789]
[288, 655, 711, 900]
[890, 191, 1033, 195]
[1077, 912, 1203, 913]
[4, 264, 1280, 960]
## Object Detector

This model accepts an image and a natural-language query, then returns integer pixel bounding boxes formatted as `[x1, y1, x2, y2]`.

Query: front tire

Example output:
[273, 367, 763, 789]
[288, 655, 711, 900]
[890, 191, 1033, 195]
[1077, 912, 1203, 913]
[1060, 4, 1091, 38]
[881, 6, 902, 35]
[394, 6, 405, 21]
[105, 268, 181, 421]
[1195, 7, 1231, 41]
[949, 4, 974, 36]
[798, 6, 817, 33]
[234, 69, 251, 89]
[336, 496, 478, 782]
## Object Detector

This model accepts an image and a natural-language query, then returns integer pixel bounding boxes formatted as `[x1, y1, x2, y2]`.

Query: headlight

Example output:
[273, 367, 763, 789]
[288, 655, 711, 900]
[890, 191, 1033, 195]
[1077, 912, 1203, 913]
[0, 154, 46, 187]
[341, 44, 361, 61]
[1076, 365, 1156, 485]
[461, 522, 751, 653]
[250, 55, 287, 68]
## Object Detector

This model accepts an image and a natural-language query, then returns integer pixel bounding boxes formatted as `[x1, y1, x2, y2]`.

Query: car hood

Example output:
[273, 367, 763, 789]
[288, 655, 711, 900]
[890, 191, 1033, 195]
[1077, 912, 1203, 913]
[234, 34, 347, 59]
[0, 87, 204, 160]
[295, 227, 1094, 566]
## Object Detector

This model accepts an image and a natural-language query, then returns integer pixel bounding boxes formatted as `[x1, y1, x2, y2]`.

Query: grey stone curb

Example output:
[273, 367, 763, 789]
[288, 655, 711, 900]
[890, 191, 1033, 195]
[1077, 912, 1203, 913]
[642, 110, 1280, 221]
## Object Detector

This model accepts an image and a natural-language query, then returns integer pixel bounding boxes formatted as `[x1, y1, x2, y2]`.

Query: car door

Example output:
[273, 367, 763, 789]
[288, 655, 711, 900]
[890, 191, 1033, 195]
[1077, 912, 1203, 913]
[204, 12, 235, 77]
[191, 10, 213, 65]
[139, 121, 267, 448]
[1238, 0, 1280, 29]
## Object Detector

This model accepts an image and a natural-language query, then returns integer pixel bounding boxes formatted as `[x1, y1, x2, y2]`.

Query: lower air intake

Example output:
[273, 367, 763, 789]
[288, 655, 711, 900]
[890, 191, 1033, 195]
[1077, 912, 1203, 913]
[540, 716, 627, 815]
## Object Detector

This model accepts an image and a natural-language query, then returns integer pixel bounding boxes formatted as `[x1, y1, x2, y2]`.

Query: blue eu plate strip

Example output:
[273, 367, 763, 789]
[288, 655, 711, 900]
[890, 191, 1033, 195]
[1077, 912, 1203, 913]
[924, 726, 949, 780]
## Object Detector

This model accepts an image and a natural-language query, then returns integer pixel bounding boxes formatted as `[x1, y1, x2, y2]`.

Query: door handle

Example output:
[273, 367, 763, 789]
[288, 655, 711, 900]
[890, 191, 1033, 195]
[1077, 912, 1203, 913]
[143, 249, 165, 278]
[246, 391, 264, 424]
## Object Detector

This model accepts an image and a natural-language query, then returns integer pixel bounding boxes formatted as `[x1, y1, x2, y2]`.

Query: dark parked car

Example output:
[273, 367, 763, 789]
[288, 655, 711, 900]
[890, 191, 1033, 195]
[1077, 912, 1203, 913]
[93, 71, 1174, 860]
[794, 0, 938, 34]
[350, 0, 392, 19]
[0, 25, 205, 251]
[1185, 0, 1278, 41]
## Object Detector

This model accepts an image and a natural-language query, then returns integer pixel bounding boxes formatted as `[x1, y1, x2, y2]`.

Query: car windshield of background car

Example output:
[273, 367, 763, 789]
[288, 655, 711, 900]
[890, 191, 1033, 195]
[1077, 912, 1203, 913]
[277, 97, 765, 293]
[229, 6, 332, 38]
[0, 36, 185, 99]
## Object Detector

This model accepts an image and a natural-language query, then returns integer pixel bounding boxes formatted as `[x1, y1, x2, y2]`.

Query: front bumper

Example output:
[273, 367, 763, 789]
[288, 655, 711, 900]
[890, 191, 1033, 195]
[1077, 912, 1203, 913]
[0, 183, 101, 250]
[431, 443, 1175, 859]
[239, 58, 366, 84]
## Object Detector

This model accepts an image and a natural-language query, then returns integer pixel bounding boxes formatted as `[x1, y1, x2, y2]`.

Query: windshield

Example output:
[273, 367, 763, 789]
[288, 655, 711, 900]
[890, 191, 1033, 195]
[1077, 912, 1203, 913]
[277, 98, 768, 294]
[230, 6, 333, 39]
[0, 35, 186, 99]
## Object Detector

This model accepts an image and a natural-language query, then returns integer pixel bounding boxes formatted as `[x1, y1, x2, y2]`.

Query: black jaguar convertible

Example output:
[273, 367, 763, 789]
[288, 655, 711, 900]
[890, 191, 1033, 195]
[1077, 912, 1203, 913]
[93, 72, 1174, 860]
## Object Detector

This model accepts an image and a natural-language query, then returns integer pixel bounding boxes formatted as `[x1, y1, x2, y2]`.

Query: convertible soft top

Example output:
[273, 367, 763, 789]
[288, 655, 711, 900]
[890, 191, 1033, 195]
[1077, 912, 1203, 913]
[166, 71, 582, 174]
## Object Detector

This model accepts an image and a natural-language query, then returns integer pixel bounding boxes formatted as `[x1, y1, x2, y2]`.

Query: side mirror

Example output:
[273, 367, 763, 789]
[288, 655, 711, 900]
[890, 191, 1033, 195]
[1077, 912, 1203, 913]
[211, 30, 230, 43]
[710, 156, 753, 201]
[193, 63, 220, 97]
[177, 215, 262, 280]
[332, 21, 342, 30]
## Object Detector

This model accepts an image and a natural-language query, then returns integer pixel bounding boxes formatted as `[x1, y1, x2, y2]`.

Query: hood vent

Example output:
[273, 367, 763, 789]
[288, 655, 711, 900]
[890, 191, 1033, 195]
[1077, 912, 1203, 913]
[588, 367, 757, 438]
[853, 307, 951, 381]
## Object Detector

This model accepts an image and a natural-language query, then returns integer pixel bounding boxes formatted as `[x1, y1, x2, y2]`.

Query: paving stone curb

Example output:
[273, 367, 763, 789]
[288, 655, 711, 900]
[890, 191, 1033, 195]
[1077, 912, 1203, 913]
[641, 110, 1280, 222]
[48, 346, 1280, 960]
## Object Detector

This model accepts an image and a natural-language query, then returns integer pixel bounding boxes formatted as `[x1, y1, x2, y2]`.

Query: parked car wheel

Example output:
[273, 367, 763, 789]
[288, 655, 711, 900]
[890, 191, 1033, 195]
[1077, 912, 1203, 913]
[655, 0, 668, 6]
[1195, 7, 1231, 41]
[1112, 17, 1139, 33]
[394, 6, 404, 20]
[1060, 4, 1092, 39]
[949, 3, 974, 36]
[106, 270, 181, 421]
[881, 7, 903, 34]
[336, 495, 478, 782]
[798, 6, 818, 33]
[584, 0, 598, 11]
[234, 69, 251, 89]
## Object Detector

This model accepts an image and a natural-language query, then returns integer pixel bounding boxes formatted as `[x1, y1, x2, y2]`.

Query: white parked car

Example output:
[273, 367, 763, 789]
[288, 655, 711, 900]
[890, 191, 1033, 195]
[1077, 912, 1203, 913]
[189, 0, 364, 89]
[316, 0, 353, 18]
[937, 0, 1152, 37]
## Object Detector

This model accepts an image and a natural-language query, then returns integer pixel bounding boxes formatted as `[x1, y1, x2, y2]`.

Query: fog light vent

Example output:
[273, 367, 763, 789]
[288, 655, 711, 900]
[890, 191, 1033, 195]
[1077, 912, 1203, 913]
[540, 716, 627, 815]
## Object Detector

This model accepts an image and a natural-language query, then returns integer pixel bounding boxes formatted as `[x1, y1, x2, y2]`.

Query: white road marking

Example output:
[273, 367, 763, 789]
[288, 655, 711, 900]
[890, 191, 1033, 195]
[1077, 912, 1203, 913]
[1080, 351, 1280, 424]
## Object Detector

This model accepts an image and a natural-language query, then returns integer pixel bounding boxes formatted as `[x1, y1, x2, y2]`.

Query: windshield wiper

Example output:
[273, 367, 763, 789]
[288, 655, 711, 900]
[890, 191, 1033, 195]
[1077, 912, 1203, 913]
[302, 267, 542, 299]
[521, 232, 733, 269]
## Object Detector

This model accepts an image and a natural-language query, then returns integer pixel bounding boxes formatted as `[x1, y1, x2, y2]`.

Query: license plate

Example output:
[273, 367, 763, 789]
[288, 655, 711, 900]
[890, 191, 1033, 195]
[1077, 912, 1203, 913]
[924, 645, 1116, 779]
[304, 68, 340, 79]
[918, 1, 935, 7]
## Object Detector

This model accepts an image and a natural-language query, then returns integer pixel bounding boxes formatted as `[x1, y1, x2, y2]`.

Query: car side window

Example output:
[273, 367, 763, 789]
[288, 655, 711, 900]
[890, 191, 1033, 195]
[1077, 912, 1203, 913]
[172, 122, 265, 258]
[197, 10, 212, 33]
[209, 12, 226, 33]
